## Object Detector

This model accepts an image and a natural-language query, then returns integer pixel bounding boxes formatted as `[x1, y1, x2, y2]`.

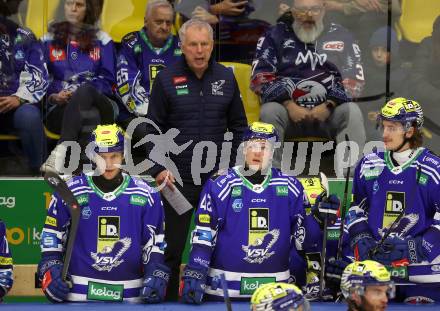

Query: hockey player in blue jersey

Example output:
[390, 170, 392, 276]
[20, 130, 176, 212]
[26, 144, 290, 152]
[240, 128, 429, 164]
[116, 0, 181, 119]
[37, 124, 170, 303]
[347, 97, 440, 303]
[0, 220, 13, 302]
[180, 122, 337, 303]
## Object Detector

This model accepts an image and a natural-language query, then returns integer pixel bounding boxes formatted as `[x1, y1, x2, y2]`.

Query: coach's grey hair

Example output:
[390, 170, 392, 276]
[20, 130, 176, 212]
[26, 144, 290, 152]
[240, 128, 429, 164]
[178, 19, 214, 43]
[145, 0, 173, 19]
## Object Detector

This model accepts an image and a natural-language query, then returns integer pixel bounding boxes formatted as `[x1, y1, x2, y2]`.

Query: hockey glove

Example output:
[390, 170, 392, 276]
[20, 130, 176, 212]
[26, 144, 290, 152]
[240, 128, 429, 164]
[352, 233, 377, 261]
[141, 263, 171, 303]
[41, 264, 70, 303]
[312, 194, 340, 227]
[370, 236, 427, 265]
[0, 270, 13, 300]
[325, 258, 348, 294]
[180, 265, 208, 304]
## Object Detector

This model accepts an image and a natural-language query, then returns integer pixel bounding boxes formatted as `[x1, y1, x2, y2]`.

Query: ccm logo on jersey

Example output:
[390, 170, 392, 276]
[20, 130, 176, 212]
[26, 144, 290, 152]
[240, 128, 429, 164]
[322, 41, 344, 51]
[251, 198, 266, 203]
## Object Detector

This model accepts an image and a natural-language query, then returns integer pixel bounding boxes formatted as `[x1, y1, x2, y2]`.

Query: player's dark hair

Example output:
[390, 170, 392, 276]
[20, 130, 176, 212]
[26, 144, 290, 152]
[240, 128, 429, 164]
[50, 0, 101, 52]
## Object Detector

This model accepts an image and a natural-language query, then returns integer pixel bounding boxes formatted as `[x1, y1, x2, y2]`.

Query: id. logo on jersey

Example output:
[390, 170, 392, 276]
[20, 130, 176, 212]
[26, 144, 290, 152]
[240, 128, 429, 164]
[91, 216, 130, 272]
[383, 192, 404, 230]
[149, 64, 166, 91]
[243, 208, 278, 263]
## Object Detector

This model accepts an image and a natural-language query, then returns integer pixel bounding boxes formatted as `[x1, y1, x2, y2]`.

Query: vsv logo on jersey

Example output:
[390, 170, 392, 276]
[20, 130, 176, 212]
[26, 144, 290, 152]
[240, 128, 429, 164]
[91, 216, 131, 272]
[242, 229, 280, 264]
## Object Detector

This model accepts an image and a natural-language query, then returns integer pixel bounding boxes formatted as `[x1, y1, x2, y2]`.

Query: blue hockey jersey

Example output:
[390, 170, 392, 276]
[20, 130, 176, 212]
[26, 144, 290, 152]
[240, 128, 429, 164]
[0, 17, 48, 102]
[348, 148, 440, 264]
[187, 167, 319, 299]
[0, 220, 13, 296]
[39, 173, 165, 302]
[116, 29, 181, 117]
[42, 30, 116, 97]
[251, 21, 364, 107]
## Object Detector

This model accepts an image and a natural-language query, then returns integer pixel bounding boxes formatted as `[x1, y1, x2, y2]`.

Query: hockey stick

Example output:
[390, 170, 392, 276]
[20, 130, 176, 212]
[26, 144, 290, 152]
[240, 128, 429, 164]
[44, 171, 80, 284]
[319, 172, 329, 300]
[369, 164, 422, 258]
[336, 134, 351, 260]
[220, 273, 232, 311]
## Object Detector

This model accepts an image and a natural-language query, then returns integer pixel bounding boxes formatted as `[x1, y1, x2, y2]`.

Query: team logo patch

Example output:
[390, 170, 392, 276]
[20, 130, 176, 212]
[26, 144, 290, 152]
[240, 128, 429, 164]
[91, 237, 131, 272]
[242, 229, 279, 264]
[211, 80, 225, 96]
[373, 180, 379, 194]
[82, 206, 92, 219]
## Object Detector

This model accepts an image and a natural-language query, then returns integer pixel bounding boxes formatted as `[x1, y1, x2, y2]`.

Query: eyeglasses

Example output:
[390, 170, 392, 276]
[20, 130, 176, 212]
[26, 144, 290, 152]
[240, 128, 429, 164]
[292, 6, 324, 17]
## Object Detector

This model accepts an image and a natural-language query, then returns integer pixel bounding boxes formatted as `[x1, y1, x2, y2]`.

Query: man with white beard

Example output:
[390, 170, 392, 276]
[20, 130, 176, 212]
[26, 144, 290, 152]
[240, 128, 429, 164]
[251, 0, 366, 176]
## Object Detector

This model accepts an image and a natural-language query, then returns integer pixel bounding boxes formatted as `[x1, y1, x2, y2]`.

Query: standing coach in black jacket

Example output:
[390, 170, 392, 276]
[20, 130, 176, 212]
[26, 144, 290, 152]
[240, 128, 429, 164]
[145, 18, 247, 301]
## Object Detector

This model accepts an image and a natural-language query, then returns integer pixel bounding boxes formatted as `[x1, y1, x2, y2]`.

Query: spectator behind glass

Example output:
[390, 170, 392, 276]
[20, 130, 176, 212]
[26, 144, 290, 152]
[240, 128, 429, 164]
[324, 0, 401, 50]
[407, 15, 440, 155]
[176, 0, 270, 63]
[251, 0, 366, 177]
[361, 26, 410, 142]
[0, 0, 49, 175]
[116, 0, 181, 120]
[41, 0, 118, 175]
